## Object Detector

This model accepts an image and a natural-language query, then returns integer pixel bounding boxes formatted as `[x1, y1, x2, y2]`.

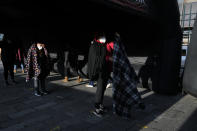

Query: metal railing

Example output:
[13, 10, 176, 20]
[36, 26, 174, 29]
[180, 2, 197, 45]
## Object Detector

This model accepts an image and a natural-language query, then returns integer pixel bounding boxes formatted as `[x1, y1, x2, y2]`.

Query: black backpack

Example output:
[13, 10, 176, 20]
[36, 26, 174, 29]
[87, 41, 107, 80]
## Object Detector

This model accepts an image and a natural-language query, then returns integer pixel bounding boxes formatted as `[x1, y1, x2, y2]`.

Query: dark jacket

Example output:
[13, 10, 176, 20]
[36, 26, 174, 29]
[0, 40, 16, 64]
[87, 40, 107, 80]
[138, 55, 159, 80]
[26, 44, 50, 81]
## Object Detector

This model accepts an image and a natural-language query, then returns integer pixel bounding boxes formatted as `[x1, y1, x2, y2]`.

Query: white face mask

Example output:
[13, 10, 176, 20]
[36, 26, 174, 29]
[37, 45, 43, 50]
[98, 37, 106, 43]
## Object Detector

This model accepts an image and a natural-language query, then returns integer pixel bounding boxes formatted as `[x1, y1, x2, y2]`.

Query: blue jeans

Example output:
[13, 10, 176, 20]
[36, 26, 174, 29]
[14, 64, 24, 70]
[89, 81, 94, 86]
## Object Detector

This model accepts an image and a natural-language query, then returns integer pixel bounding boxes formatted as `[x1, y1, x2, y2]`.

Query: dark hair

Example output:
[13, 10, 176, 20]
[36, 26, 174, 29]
[106, 32, 116, 42]
[34, 39, 45, 44]
[94, 32, 105, 40]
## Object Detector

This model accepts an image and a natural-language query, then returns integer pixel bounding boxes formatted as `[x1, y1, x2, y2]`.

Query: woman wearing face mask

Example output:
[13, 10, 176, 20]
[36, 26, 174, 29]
[26, 41, 50, 96]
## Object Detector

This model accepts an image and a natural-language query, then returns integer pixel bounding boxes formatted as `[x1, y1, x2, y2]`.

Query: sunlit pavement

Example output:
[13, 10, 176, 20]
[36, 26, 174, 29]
[0, 58, 197, 131]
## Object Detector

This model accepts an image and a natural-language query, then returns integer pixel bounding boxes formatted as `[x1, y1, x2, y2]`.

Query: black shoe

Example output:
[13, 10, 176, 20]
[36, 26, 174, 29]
[40, 90, 49, 95]
[92, 108, 103, 117]
[99, 104, 108, 113]
[34, 92, 43, 96]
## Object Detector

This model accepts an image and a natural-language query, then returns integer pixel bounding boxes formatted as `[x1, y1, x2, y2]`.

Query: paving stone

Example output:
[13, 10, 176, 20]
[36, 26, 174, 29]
[8, 109, 35, 119]
[23, 97, 44, 105]
[0, 114, 11, 123]
[19, 123, 46, 131]
[22, 115, 51, 126]
[1, 59, 197, 131]
[34, 102, 57, 110]
[0, 106, 17, 116]
[0, 123, 25, 131]
[87, 121, 120, 131]
[147, 118, 180, 131]
[0, 120, 19, 129]
[0, 97, 20, 104]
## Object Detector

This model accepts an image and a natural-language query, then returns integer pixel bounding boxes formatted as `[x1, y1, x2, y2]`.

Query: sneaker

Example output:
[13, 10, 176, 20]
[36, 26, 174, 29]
[92, 108, 103, 117]
[34, 92, 43, 96]
[99, 104, 108, 113]
[21, 70, 25, 74]
[85, 84, 94, 88]
[40, 90, 50, 95]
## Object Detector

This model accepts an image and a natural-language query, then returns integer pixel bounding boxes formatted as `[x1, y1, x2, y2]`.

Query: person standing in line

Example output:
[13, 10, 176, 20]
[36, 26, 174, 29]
[0, 34, 17, 86]
[88, 32, 114, 117]
[86, 40, 96, 88]
[56, 49, 70, 82]
[14, 47, 25, 73]
[26, 41, 50, 96]
[64, 50, 83, 83]
[59, 49, 83, 83]
[112, 32, 145, 119]
[138, 55, 159, 90]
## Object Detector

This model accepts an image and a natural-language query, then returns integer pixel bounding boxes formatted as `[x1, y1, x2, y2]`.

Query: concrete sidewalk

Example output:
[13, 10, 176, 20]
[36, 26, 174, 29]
[0, 60, 197, 131]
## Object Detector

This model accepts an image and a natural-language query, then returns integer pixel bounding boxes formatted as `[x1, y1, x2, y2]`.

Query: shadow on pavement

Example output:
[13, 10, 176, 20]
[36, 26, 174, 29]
[0, 70, 186, 131]
[178, 108, 197, 131]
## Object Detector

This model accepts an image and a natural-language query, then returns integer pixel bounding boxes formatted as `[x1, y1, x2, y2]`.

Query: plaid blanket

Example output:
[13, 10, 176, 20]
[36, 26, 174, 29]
[112, 41, 141, 118]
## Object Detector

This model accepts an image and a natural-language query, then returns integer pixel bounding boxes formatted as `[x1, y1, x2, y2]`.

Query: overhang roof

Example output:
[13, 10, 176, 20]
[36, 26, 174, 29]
[89, 0, 150, 16]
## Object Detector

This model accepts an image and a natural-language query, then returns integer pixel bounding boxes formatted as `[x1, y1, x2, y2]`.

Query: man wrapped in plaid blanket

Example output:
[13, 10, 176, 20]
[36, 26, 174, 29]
[112, 38, 144, 118]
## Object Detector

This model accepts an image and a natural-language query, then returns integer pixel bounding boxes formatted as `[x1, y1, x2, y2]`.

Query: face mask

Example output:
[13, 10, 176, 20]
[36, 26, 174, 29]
[37, 45, 43, 50]
[98, 37, 106, 43]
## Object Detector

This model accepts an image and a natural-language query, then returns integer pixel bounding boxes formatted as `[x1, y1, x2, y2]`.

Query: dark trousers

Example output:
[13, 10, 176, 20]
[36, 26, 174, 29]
[34, 76, 46, 92]
[95, 71, 110, 108]
[57, 51, 80, 78]
[2, 60, 14, 81]
[138, 65, 152, 89]
[68, 52, 80, 77]
[141, 77, 149, 88]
